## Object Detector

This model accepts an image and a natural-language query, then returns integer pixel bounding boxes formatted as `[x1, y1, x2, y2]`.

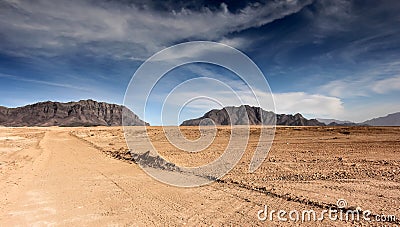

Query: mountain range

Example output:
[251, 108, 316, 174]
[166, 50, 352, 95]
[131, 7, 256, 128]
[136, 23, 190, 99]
[0, 100, 148, 127]
[181, 106, 400, 126]
[317, 118, 355, 125]
[318, 113, 400, 126]
[362, 112, 400, 126]
[181, 105, 324, 126]
[0, 100, 398, 127]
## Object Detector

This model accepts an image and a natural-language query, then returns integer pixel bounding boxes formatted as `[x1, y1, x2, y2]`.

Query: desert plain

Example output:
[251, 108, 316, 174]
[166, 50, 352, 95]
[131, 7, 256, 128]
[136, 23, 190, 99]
[0, 126, 399, 226]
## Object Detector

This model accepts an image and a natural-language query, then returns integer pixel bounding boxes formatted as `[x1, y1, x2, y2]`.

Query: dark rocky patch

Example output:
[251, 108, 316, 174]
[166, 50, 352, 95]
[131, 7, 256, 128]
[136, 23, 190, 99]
[130, 151, 180, 171]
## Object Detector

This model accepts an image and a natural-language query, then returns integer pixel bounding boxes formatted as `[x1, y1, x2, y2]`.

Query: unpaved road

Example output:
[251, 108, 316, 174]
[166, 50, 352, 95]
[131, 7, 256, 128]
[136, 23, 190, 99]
[0, 127, 399, 226]
[0, 129, 268, 226]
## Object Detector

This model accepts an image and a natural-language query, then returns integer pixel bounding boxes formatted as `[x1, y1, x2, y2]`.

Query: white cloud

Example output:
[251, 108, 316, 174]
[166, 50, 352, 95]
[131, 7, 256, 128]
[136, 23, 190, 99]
[318, 78, 370, 97]
[272, 92, 343, 116]
[218, 37, 248, 49]
[319, 75, 400, 98]
[0, 0, 313, 59]
[315, 72, 400, 122]
[333, 102, 400, 123]
[372, 76, 400, 94]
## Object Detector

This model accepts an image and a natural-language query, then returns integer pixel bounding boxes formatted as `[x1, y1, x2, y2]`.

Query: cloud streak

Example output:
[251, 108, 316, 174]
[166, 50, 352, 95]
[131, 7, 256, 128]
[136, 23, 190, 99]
[0, 73, 89, 91]
[372, 76, 400, 94]
[0, 0, 313, 59]
[318, 75, 400, 98]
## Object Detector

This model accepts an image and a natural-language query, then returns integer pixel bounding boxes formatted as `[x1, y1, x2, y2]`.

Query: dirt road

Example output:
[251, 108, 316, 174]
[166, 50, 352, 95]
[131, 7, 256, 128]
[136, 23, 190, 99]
[1, 127, 398, 226]
[0, 129, 264, 226]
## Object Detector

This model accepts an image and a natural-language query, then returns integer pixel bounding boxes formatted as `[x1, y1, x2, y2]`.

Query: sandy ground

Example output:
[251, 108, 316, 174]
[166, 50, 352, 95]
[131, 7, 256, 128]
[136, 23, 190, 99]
[0, 126, 399, 226]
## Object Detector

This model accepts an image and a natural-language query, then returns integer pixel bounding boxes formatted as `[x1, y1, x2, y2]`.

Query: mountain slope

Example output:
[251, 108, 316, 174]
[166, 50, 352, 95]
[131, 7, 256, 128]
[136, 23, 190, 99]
[317, 118, 354, 125]
[362, 112, 400, 126]
[317, 118, 360, 126]
[0, 100, 149, 127]
[180, 105, 324, 126]
[276, 113, 324, 126]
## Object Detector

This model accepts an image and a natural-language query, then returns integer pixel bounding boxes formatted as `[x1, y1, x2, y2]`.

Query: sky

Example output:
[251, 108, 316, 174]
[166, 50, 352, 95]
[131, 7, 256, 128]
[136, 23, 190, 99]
[0, 0, 399, 125]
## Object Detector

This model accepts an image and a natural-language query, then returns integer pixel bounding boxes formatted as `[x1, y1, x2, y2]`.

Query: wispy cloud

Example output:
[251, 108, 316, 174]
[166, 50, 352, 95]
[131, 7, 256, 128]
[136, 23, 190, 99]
[318, 74, 400, 98]
[0, 0, 313, 59]
[273, 92, 343, 116]
[372, 76, 400, 94]
[0, 73, 89, 91]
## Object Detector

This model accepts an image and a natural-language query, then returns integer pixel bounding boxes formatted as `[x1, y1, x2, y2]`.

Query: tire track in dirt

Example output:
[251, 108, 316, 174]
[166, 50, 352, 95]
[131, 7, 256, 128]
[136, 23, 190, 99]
[215, 178, 400, 225]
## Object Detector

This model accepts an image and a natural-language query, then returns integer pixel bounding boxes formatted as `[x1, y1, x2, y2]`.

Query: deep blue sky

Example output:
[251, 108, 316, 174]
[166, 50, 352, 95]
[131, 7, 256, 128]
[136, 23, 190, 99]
[0, 0, 399, 124]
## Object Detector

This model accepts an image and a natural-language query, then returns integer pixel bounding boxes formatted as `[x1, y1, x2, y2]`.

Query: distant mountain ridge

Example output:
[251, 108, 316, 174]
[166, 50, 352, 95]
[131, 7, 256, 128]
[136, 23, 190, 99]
[318, 112, 400, 126]
[0, 99, 148, 127]
[317, 118, 355, 125]
[2, 100, 397, 127]
[180, 105, 324, 126]
[362, 112, 400, 126]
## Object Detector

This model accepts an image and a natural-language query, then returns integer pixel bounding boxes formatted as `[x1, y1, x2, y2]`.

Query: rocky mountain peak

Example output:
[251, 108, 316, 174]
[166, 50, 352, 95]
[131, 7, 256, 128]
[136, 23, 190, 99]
[0, 100, 148, 127]
[181, 105, 324, 126]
